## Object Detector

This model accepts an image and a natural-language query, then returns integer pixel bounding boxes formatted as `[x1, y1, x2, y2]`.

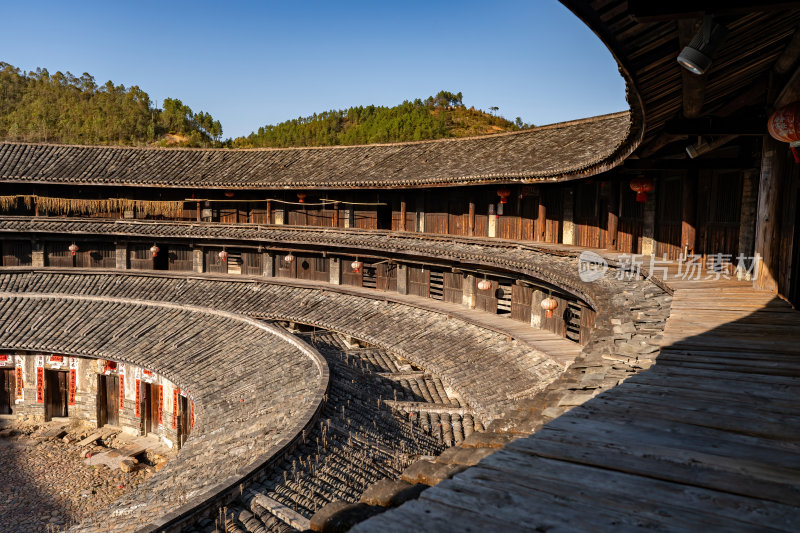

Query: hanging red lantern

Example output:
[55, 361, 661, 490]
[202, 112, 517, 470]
[68, 243, 79, 256]
[285, 252, 295, 263]
[629, 176, 654, 203]
[541, 297, 559, 318]
[297, 193, 307, 203]
[351, 260, 363, 273]
[497, 188, 512, 204]
[150, 245, 160, 258]
[477, 279, 492, 291]
[224, 191, 235, 198]
[768, 102, 800, 163]
[218, 250, 228, 262]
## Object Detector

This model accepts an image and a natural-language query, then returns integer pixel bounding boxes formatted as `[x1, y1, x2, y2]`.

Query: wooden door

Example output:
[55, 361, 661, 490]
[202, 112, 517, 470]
[45, 370, 68, 420]
[542, 188, 563, 243]
[169, 245, 193, 271]
[511, 284, 533, 323]
[205, 249, 227, 274]
[1, 369, 14, 415]
[475, 280, 499, 313]
[697, 172, 742, 262]
[656, 176, 683, 259]
[130, 245, 155, 270]
[143, 383, 153, 435]
[297, 255, 317, 281]
[521, 197, 537, 241]
[276, 254, 297, 278]
[241, 251, 262, 276]
[177, 394, 190, 448]
[97, 374, 119, 427]
[407, 267, 430, 298]
[376, 263, 397, 291]
[2, 240, 32, 266]
[574, 182, 601, 248]
[443, 272, 463, 304]
[47, 242, 76, 267]
[342, 260, 363, 287]
[144, 383, 161, 434]
[448, 201, 467, 236]
[617, 186, 643, 254]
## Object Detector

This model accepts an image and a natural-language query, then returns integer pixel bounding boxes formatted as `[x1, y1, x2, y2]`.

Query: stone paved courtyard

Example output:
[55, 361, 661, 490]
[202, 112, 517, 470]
[0, 421, 167, 532]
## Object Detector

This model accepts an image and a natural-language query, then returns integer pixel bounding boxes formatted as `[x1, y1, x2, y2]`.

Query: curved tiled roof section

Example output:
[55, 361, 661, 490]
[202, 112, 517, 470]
[0, 112, 634, 189]
[0, 291, 328, 532]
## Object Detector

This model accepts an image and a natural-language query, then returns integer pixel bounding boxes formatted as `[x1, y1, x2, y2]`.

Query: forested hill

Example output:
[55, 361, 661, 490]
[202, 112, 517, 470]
[0, 62, 222, 147]
[232, 91, 531, 148]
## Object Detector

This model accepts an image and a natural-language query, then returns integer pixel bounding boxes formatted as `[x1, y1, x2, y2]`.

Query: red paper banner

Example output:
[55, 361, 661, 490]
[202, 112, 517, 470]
[68, 368, 76, 406]
[104, 360, 117, 373]
[143, 369, 153, 376]
[134, 379, 141, 418]
[36, 367, 44, 403]
[172, 388, 179, 429]
[15, 367, 23, 400]
[50, 355, 63, 363]
[190, 400, 194, 431]
[0, 355, 8, 363]
[157, 386, 163, 426]
[119, 374, 125, 410]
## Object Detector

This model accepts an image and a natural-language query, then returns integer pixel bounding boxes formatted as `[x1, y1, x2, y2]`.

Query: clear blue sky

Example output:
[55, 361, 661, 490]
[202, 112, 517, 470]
[2, 0, 627, 139]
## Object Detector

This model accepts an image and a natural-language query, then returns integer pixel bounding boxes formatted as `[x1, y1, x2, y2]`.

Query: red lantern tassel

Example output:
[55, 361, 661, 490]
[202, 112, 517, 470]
[791, 145, 800, 164]
[546, 310, 554, 318]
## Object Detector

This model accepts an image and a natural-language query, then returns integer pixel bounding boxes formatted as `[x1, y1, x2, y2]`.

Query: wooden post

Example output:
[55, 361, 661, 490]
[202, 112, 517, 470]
[536, 199, 546, 241]
[607, 180, 619, 249]
[332, 202, 339, 228]
[468, 201, 475, 237]
[641, 178, 656, 256]
[754, 137, 788, 292]
[681, 171, 697, 255]
[266, 200, 272, 224]
[195, 202, 201, 222]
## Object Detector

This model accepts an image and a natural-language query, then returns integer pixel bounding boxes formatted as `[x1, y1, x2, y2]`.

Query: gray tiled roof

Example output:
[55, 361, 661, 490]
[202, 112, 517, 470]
[0, 112, 631, 189]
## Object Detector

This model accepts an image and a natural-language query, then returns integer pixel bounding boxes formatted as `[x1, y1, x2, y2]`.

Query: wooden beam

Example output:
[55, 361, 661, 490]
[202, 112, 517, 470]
[774, 25, 800, 75]
[623, 158, 756, 170]
[664, 115, 766, 136]
[400, 200, 407, 231]
[629, 0, 799, 21]
[774, 62, 800, 108]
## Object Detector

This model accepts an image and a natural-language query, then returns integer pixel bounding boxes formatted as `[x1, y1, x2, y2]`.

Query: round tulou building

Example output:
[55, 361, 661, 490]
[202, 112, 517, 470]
[2, 2, 800, 532]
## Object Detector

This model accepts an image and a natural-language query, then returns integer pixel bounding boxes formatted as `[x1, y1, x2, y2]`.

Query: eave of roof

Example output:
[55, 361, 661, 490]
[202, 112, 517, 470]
[0, 111, 637, 190]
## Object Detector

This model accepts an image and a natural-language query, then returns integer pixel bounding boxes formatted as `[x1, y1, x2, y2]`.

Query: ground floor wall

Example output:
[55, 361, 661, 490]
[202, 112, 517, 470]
[0, 352, 191, 449]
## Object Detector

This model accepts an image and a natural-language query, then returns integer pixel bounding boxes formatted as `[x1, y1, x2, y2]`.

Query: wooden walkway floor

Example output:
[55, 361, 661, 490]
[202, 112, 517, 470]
[355, 267, 800, 531]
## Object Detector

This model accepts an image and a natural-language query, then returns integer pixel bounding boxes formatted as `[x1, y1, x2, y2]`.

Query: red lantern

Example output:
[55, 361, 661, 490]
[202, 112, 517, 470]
[629, 176, 654, 203]
[68, 243, 79, 256]
[351, 260, 363, 273]
[297, 193, 307, 203]
[541, 297, 558, 318]
[768, 102, 800, 163]
[224, 191, 235, 198]
[150, 245, 160, 258]
[477, 279, 492, 291]
[285, 252, 295, 263]
[497, 188, 511, 204]
[218, 250, 228, 262]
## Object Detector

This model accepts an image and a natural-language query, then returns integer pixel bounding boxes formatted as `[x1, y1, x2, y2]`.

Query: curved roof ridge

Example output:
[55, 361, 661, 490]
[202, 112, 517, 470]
[0, 110, 630, 153]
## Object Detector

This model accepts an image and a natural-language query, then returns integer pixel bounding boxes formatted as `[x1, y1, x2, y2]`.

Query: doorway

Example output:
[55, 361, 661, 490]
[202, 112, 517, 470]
[177, 394, 190, 448]
[1, 369, 15, 415]
[97, 374, 120, 428]
[142, 382, 161, 435]
[44, 370, 68, 420]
